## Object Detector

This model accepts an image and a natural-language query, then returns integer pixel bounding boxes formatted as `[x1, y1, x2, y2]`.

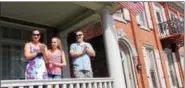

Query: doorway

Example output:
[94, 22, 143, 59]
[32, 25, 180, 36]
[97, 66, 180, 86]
[119, 41, 137, 88]
[67, 33, 108, 77]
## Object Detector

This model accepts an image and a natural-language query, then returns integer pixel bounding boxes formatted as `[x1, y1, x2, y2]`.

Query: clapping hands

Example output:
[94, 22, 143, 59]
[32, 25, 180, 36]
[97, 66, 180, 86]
[81, 44, 88, 54]
[39, 44, 46, 53]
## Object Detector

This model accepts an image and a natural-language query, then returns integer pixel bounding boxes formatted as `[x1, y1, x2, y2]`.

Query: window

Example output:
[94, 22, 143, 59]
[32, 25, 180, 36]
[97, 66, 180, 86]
[136, 2, 148, 27]
[137, 12, 147, 26]
[1, 26, 45, 43]
[143, 46, 160, 88]
[146, 48, 158, 88]
[169, 11, 177, 20]
[113, 9, 125, 19]
[113, 8, 130, 23]
[156, 11, 162, 23]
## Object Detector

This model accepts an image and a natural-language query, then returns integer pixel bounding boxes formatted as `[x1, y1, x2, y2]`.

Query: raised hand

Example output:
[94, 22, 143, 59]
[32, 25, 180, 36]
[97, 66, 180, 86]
[39, 44, 46, 53]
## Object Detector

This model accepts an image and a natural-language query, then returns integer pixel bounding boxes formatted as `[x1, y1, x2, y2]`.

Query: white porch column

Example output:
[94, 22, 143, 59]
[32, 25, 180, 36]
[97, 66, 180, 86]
[60, 34, 71, 78]
[99, 6, 126, 88]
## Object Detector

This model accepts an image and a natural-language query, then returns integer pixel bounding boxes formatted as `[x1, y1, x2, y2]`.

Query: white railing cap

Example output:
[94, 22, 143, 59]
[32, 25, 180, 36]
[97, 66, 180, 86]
[1, 78, 114, 87]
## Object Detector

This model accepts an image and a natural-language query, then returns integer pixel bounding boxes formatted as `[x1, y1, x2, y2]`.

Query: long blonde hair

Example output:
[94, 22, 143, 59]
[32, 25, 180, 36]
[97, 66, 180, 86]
[52, 37, 62, 50]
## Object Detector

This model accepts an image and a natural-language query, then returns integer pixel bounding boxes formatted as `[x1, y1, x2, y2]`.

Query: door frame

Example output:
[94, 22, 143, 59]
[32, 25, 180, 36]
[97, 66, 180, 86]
[118, 36, 138, 88]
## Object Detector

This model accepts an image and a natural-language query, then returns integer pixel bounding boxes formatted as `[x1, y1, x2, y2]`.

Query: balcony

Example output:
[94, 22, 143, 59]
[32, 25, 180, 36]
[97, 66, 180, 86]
[158, 18, 184, 44]
[1, 78, 114, 88]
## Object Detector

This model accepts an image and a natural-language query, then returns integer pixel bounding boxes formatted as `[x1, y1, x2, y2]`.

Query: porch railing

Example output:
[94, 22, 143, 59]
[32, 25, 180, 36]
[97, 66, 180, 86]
[1, 78, 114, 88]
[157, 18, 184, 38]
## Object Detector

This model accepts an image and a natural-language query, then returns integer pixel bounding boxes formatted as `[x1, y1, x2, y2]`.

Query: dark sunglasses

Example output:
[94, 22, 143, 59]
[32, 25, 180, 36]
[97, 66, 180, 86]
[32, 34, 40, 36]
[76, 34, 83, 37]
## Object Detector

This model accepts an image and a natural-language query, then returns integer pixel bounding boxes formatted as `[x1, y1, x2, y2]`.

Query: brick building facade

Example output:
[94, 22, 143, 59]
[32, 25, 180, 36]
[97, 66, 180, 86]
[76, 2, 184, 88]
[0, 2, 184, 88]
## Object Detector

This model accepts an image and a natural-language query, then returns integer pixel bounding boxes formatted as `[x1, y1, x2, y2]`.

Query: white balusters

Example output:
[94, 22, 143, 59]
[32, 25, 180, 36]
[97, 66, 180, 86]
[55, 84, 60, 88]
[38, 85, 43, 88]
[103, 82, 107, 88]
[70, 83, 74, 88]
[93, 82, 97, 88]
[82, 83, 86, 88]
[1, 78, 114, 88]
[88, 83, 92, 88]
[62, 84, 67, 88]
[98, 82, 102, 88]
[76, 83, 80, 88]
[47, 85, 52, 88]
[29, 86, 34, 88]
[108, 82, 112, 88]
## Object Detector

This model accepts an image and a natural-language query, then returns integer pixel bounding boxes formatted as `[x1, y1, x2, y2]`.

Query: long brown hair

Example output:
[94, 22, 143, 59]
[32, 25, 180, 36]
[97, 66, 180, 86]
[52, 37, 62, 50]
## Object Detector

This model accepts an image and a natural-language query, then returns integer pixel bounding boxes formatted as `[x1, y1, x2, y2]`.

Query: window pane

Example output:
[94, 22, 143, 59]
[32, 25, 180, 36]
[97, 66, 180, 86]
[150, 70, 158, 88]
[10, 28, 21, 40]
[170, 13, 175, 20]
[1, 44, 11, 80]
[139, 12, 145, 25]
[113, 9, 124, 20]
[2, 26, 11, 38]
[22, 30, 32, 41]
[156, 12, 162, 23]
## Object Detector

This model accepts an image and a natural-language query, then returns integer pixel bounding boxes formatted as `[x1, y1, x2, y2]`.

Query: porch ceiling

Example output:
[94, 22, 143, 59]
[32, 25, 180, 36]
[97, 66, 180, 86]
[1, 2, 94, 29]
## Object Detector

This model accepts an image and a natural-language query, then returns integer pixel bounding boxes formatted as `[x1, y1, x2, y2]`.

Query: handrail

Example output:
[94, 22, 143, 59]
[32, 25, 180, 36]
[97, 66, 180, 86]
[1, 78, 114, 88]
[157, 18, 184, 38]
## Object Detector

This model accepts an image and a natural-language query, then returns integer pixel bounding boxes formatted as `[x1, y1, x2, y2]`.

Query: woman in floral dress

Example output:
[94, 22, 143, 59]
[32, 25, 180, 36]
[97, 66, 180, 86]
[24, 30, 48, 79]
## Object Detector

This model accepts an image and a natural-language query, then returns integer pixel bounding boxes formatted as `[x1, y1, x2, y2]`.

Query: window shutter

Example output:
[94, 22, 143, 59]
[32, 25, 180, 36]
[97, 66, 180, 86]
[123, 9, 130, 21]
[172, 53, 182, 87]
[142, 47, 150, 77]
[154, 49, 166, 88]
[144, 2, 153, 29]
[163, 49, 173, 87]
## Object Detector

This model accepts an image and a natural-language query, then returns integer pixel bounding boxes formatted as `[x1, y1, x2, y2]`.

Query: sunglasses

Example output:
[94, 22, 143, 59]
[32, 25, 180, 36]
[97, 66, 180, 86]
[32, 34, 40, 36]
[76, 34, 83, 37]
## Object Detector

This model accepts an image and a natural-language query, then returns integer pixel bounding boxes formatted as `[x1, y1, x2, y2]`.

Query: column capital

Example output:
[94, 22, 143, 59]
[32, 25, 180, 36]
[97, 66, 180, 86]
[99, 5, 112, 15]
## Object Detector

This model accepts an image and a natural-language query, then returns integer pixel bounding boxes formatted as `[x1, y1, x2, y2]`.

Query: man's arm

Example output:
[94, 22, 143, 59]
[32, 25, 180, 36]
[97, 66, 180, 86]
[85, 43, 96, 57]
[70, 44, 85, 58]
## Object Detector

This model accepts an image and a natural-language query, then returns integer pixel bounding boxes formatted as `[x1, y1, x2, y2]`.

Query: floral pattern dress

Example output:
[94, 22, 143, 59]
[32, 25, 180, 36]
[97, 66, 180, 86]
[25, 43, 48, 79]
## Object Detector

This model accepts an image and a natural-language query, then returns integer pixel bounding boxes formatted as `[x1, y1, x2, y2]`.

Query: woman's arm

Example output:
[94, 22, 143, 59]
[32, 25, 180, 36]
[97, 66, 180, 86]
[52, 50, 67, 67]
[24, 43, 38, 60]
[40, 44, 49, 63]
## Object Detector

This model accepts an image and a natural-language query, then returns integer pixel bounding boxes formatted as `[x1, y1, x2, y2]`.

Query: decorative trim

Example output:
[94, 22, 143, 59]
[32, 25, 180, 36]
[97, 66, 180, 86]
[113, 17, 128, 24]
[118, 35, 138, 57]
[143, 43, 154, 49]
[139, 25, 151, 31]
